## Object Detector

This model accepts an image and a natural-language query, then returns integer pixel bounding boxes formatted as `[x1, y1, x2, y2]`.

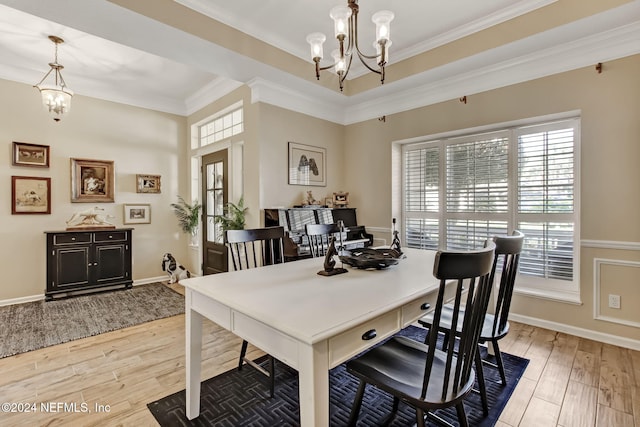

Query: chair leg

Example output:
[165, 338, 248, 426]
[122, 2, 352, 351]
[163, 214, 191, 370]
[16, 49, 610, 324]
[348, 381, 367, 427]
[441, 331, 450, 351]
[492, 340, 507, 385]
[416, 408, 426, 427]
[238, 340, 249, 371]
[475, 346, 489, 416]
[456, 403, 469, 427]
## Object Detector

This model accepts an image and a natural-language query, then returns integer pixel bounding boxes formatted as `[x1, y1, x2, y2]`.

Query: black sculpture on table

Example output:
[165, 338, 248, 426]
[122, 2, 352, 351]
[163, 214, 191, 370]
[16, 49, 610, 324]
[317, 236, 348, 276]
[390, 217, 403, 257]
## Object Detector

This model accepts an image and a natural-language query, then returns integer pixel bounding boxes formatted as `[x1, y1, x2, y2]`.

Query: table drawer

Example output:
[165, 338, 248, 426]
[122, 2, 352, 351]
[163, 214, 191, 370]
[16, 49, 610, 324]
[401, 281, 461, 327]
[328, 309, 400, 367]
[401, 295, 437, 327]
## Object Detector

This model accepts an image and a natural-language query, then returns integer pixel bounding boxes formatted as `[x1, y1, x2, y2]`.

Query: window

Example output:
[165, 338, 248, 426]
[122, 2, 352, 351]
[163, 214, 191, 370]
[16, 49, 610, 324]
[196, 104, 243, 149]
[402, 117, 579, 302]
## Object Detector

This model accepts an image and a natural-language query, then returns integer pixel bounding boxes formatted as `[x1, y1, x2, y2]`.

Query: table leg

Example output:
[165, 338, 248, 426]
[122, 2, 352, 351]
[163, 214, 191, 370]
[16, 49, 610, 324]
[186, 291, 203, 420]
[298, 342, 329, 426]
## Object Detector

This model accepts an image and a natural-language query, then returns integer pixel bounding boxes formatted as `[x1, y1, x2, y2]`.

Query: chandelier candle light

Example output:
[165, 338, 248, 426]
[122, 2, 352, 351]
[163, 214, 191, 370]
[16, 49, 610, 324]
[34, 35, 74, 122]
[306, 0, 394, 91]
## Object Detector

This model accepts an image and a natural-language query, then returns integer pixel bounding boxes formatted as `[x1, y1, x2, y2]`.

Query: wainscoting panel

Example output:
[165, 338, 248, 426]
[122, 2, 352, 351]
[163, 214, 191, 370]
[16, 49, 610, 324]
[593, 258, 640, 328]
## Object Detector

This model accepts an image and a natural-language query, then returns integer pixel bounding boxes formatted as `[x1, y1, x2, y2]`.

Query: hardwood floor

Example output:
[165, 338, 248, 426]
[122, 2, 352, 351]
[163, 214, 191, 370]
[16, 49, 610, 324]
[0, 284, 637, 427]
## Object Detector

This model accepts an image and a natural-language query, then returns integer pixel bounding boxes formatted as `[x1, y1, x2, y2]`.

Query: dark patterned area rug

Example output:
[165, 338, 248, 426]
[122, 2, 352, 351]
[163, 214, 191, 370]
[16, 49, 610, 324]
[0, 283, 184, 358]
[148, 326, 528, 426]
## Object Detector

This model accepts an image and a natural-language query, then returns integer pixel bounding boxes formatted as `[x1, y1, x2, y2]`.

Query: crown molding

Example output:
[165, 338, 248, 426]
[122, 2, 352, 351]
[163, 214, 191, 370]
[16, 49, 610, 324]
[185, 77, 243, 116]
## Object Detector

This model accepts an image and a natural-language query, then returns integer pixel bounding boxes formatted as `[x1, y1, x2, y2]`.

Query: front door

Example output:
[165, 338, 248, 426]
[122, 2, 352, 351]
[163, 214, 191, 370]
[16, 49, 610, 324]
[202, 150, 228, 275]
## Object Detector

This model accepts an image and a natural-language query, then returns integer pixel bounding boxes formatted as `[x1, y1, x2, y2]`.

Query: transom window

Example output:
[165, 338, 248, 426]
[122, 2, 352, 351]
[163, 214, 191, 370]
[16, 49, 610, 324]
[197, 104, 243, 148]
[401, 117, 580, 301]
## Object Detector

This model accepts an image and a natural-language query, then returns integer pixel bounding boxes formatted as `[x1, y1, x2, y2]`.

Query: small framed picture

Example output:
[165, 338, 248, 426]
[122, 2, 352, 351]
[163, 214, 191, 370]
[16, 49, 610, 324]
[136, 174, 161, 193]
[123, 204, 151, 224]
[333, 191, 349, 207]
[12, 176, 51, 214]
[71, 158, 115, 203]
[12, 142, 50, 168]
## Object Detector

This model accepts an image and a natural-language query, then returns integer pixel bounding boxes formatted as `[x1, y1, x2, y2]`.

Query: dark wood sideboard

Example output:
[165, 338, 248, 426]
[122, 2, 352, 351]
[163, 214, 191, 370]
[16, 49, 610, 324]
[264, 207, 372, 260]
[44, 228, 133, 300]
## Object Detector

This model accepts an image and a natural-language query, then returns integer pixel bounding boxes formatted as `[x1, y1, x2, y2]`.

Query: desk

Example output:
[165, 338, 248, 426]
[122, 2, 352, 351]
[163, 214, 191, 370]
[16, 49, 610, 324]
[183, 248, 449, 426]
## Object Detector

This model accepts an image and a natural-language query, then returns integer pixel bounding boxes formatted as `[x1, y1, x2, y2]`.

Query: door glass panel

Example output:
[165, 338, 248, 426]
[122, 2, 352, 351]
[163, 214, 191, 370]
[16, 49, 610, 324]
[205, 161, 225, 244]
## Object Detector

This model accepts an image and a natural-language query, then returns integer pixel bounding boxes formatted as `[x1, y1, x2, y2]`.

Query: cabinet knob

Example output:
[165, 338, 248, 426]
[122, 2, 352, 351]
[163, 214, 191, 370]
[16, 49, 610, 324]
[109, 235, 113, 239]
[71, 237, 76, 241]
[420, 303, 431, 310]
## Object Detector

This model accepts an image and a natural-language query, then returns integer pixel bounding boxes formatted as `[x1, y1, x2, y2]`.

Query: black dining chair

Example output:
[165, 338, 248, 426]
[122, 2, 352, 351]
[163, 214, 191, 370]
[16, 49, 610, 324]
[418, 230, 524, 415]
[346, 241, 496, 427]
[305, 223, 341, 258]
[225, 226, 285, 397]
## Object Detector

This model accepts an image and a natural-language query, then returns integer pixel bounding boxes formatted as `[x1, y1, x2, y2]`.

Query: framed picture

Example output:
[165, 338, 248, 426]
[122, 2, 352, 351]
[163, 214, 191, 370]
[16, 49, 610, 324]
[288, 142, 326, 186]
[136, 174, 161, 193]
[11, 176, 51, 214]
[12, 142, 50, 168]
[71, 158, 114, 203]
[333, 191, 349, 207]
[123, 204, 151, 224]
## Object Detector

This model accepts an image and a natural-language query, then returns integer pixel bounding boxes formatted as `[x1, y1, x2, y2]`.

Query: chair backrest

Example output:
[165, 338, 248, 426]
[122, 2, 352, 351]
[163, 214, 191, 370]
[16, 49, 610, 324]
[423, 241, 496, 401]
[225, 226, 285, 271]
[305, 223, 340, 258]
[490, 230, 524, 337]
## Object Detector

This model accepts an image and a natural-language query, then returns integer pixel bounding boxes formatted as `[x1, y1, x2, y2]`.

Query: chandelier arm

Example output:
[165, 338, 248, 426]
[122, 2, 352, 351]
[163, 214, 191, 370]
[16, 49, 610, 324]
[34, 68, 55, 88]
[355, 50, 383, 75]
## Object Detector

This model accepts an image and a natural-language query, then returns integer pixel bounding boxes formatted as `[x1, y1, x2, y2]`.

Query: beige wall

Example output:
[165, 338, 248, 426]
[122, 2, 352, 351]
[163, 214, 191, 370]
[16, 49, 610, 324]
[343, 54, 640, 342]
[0, 78, 189, 300]
[256, 103, 346, 213]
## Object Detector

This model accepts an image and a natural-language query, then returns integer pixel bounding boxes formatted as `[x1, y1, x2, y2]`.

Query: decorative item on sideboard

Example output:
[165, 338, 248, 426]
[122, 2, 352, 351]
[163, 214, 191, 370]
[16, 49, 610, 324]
[333, 191, 349, 208]
[65, 206, 116, 230]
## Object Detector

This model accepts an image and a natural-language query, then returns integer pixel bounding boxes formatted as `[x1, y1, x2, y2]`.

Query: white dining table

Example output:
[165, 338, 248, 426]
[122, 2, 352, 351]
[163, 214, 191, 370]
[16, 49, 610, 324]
[182, 247, 450, 426]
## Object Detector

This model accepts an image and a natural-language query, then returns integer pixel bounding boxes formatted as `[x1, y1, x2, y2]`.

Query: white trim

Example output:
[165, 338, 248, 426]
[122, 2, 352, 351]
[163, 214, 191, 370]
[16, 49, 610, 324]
[510, 313, 640, 351]
[593, 258, 640, 328]
[185, 78, 243, 116]
[582, 239, 640, 251]
[513, 286, 582, 305]
[0, 294, 43, 306]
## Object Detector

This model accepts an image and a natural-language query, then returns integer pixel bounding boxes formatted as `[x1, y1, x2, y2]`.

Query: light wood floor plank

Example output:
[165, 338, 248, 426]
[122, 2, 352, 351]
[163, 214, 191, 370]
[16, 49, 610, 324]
[519, 396, 561, 427]
[596, 404, 635, 427]
[558, 380, 598, 427]
[599, 343, 634, 414]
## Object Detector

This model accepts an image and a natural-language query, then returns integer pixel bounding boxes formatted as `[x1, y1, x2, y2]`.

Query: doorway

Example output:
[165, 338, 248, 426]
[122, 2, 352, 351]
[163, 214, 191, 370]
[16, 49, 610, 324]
[202, 150, 228, 274]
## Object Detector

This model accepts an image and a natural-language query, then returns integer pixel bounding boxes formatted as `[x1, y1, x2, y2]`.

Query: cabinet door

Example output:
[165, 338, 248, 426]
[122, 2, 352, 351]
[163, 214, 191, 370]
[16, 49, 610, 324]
[51, 247, 91, 290]
[93, 244, 128, 284]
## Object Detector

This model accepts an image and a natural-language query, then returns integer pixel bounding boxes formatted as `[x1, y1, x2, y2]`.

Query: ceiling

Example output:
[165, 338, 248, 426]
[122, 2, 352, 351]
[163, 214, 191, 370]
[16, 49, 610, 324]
[0, 0, 638, 123]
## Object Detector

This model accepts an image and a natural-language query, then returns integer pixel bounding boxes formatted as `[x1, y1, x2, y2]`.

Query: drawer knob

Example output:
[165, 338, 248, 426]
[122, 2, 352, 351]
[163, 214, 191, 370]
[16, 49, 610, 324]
[71, 238, 76, 241]
[420, 303, 431, 311]
[361, 329, 377, 341]
[109, 235, 113, 239]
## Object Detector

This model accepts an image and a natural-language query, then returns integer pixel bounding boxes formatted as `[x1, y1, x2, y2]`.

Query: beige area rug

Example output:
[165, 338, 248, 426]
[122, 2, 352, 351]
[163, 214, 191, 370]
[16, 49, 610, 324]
[0, 283, 184, 359]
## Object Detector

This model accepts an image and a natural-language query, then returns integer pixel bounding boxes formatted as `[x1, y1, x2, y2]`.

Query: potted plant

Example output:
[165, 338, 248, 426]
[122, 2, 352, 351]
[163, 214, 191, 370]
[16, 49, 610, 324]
[214, 196, 248, 232]
[170, 196, 202, 245]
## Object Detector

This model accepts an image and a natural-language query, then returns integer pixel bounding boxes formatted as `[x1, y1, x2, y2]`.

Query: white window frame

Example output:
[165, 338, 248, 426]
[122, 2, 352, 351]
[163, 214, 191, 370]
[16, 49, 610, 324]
[397, 113, 581, 304]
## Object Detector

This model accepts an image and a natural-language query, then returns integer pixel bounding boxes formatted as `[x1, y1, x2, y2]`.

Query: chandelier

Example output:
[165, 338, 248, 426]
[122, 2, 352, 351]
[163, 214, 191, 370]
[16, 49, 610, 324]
[34, 35, 74, 122]
[306, 0, 394, 92]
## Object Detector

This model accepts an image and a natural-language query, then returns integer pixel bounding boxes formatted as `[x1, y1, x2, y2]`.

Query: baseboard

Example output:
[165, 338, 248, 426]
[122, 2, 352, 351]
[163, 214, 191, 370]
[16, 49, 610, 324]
[0, 294, 43, 307]
[0, 276, 174, 307]
[509, 313, 640, 351]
